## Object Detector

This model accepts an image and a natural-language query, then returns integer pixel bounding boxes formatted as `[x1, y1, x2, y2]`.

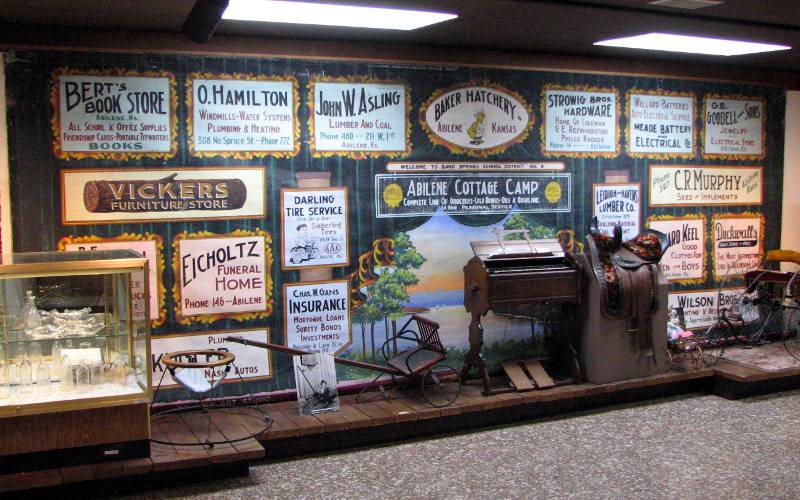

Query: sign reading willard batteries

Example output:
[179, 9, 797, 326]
[281, 188, 349, 270]
[703, 95, 765, 160]
[592, 183, 640, 240]
[187, 73, 299, 157]
[51, 68, 177, 160]
[419, 82, 534, 156]
[309, 77, 410, 157]
[284, 280, 352, 355]
[626, 90, 695, 158]
[375, 173, 570, 217]
[542, 84, 619, 157]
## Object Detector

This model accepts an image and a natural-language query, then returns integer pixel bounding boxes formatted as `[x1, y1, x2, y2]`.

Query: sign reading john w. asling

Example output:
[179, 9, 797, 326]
[375, 173, 571, 217]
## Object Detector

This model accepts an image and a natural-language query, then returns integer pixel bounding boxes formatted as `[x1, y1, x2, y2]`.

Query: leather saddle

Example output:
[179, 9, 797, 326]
[585, 217, 670, 332]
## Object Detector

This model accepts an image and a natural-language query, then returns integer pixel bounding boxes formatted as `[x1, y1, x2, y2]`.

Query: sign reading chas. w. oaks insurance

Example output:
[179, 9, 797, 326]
[151, 329, 272, 387]
[284, 280, 351, 355]
[420, 82, 533, 156]
[61, 167, 266, 224]
[712, 213, 764, 281]
[188, 73, 298, 157]
[627, 90, 695, 158]
[592, 183, 640, 240]
[375, 173, 571, 217]
[310, 78, 409, 157]
[281, 188, 349, 270]
[648, 165, 762, 206]
[52, 69, 176, 159]
[647, 215, 706, 284]
[174, 230, 272, 323]
[703, 95, 765, 160]
[542, 84, 619, 157]
[668, 289, 744, 330]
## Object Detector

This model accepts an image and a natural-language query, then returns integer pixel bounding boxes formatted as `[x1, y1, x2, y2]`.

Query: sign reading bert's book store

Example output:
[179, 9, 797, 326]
[284, 280, 351, 355]
[281, 187, 349, 270]
[52, 68, 177, 159]
[173, 229, 273, 324]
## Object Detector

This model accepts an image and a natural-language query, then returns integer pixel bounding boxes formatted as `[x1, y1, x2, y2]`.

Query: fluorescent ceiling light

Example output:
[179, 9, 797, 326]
[595, 33, 790, 56]
[222, 0, 458, 30]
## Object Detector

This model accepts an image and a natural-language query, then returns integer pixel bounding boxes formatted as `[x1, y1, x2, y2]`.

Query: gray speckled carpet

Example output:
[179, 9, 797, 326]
[123, 390, 800, 499]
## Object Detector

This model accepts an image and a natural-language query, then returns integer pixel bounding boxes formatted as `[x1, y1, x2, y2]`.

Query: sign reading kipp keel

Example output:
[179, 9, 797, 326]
[419, 82, 534, 156]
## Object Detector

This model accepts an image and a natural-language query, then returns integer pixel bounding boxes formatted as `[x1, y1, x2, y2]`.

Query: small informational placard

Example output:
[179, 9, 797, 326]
[59, 234, 165, 324]
[61, 167, 267, 224]
[648, 165, 762, 207]
[174, 230, 273, 324]
[626, 90, 695, 158]
[542, 84, 619, 157]
[385, 161, 565, 172]
[647, 215, 707, 284]
[52, 69, 177, 159]
[668, 289, 744, 330]
[592, 183, 641, 240]
[702, 95, 765, 160]
[151, 329, 272, 387]
[61, 348, 103, 365]
[293, 352, 339, 415]
[711, 213, 764, 281]
[187, 74, 298, 157]
[309, 78, 409, 157]
[375, 173, 571, 218]
[284, 280, 352, 355]
[281, 187, 349, 270]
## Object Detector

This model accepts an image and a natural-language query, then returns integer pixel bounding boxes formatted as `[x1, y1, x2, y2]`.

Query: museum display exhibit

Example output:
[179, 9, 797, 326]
[0, 0, 799, 493]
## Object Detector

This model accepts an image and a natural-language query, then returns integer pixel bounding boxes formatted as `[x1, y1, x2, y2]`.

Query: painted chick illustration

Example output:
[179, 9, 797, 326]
[467, 110, 486, 145]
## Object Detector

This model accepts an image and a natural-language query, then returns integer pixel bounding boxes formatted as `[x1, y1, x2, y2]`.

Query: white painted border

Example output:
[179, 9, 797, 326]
[0, 53, 11, 260]
[782, 91, 800, 271]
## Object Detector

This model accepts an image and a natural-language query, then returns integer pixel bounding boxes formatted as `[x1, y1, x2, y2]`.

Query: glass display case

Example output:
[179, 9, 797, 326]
[0, 250, 151, 467]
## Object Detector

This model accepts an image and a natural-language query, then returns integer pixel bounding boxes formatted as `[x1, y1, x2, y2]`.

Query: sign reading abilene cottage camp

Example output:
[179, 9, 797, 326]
[626, 90, 695, 158]
[52, 68, 177, 159]
[542, 84, 619, 157]
[309, 78, 409, 157]
[187, 73, 298, 157]
[703, 95, 765, 160]
[647, 215, 706, 284]
[420, 82, 534, 156]
[284, 280, 351, 355]
[648, 165, 762, 207]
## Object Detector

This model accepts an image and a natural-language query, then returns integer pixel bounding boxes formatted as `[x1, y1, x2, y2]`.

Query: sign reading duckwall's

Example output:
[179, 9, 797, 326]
[4, 49, 785, 401]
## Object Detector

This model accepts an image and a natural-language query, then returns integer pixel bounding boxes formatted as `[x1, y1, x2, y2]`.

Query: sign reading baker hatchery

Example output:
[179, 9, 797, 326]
[419, 82, 534, 156]
[711, 213, 764, 281]
[187, 73, 299, 158]
[309, 77, 410, 158]
[626, 89, 695, 158]
[702, 95, 765, 160]
[51, 68, 177, 160]
[173, 229, 273, 324]
[646, 214, 707, 284]
[284, 280, 352, 355]
[542, 84, 620, 157]
[648, 165, 762, 207]
[61, 167, 266, 224]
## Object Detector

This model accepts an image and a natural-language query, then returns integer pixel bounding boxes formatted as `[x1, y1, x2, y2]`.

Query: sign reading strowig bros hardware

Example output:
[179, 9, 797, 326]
[420, 82, 534, 156]
[61, 167, 266, 224]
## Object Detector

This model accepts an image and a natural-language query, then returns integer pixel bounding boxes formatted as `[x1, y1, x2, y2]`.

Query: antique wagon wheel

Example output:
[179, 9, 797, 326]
[702, 319, 734, 367]
[420, 364, 461, 407]
[690, 345, 703, 370]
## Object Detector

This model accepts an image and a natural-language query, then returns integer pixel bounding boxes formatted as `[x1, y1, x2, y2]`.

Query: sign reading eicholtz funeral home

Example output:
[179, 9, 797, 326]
[61, 167, 266, 224]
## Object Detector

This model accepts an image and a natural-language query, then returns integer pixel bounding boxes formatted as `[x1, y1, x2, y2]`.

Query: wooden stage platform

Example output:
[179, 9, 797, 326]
[2, 356, 800, 494]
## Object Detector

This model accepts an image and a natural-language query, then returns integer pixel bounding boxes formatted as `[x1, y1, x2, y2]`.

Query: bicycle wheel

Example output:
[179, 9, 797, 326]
[781, 281, 800, 360]
[702, 320, 732, 367]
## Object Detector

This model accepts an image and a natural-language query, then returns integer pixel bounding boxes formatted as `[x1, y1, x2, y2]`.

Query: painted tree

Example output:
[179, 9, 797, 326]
[503, 213, 556, 239]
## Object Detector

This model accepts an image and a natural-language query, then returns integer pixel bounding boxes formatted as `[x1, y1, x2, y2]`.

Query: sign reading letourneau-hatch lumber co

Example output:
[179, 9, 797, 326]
[647, 215, 707, 284]
[173, 230, 273, 324]
[375, 173, 571, 217]
[712, 213, 764, 281]
[151, 329, 272, 387]
[626, 89, 695, 158]
[61, 167, 266, 224]
[668, 288, 744, 330]
[309, 77, 410, 157]
[187, 73, 299, 158]
[419, 81, 534, 156]
[648, 165, 762, 207]
[284, 280, 352, 355]
[592, 183, 641, 240]
[541, 84, 619, 157]
[281, 188, 349, 270]
[702, 95, 765, 160]
[51, 68, 177, 160]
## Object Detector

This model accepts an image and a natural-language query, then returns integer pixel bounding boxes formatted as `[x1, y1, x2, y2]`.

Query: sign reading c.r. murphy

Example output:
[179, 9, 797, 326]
[61, 166, 266, 224]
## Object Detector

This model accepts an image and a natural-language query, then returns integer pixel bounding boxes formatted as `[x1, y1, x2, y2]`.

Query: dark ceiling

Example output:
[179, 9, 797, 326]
[0, 0, 799, 73]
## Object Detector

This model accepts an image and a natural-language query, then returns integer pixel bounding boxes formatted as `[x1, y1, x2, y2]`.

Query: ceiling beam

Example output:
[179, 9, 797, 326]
[183, 0, 230, 44]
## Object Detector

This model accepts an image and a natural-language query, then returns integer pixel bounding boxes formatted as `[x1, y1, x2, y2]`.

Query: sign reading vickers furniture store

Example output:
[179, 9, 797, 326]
[284, 280, 352, 355]
[61, 167, 266, 224]
[420, 82, 534, 156]
[542, 84, 619, 157]
[626, 90, 695, 158]
[647, 215, 706, 284]
[649, 165, 762, 206]
[310, 77, 410, 157]
[52, 68, 177, 159]
[703, 95, 765, 160]
[187, 73, 299, 157]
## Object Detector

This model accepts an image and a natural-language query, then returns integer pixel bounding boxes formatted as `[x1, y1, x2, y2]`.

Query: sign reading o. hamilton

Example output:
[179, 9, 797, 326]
[419, 82, 534, 156]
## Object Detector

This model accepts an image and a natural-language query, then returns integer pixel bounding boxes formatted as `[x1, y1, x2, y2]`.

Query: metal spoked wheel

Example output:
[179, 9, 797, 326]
[420, 364, 461, 407]
[702, 320, 733, 367]
[690, 345, 704, 370]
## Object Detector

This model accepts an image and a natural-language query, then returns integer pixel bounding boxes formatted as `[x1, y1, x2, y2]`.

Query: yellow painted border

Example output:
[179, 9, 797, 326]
[625, 88, 696, 160]
[646, 213, 708, 285]
[701, 94, 766, 161]
[710, 211, 766, 282]
[283, 279, 353, 357]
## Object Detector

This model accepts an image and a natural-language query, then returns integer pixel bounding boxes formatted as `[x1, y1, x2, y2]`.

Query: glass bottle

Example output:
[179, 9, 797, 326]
[60, 356, 74, 392]
[21, 290, 42, 333]
[0, 346, 8, 399]
[36, 361, 50, 395]
[7, 346, 19, 386]
[112, 359, 127, 385]
[19, 348, 33, 393]
[77, 360, 90, 386]
[51, 340, 62, 363]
